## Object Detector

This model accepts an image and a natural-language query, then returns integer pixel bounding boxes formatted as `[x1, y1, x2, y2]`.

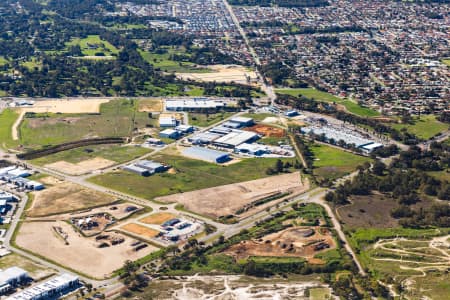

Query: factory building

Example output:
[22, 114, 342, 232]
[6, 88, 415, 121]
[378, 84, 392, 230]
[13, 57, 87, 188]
[165, 98, 226, 111]
[183, 147, 230, 164]
[0, 267, 29, 295]
[159, 116, 178, 128]
[213, 130, 259, 149]
[229, 117, 254, 127]
[159, 129, 180, 139]
[0, 167, 44, 191]
[235, 143, 269, 156]
[188, 132, 222, 145]
[360, 142, 384, 153]
[0, 191, 15, 202]
[175, 125, 194, 134]
[123, 160, 168, 176]
[7, 273, 79, 300]
[285, 110, 299, 117]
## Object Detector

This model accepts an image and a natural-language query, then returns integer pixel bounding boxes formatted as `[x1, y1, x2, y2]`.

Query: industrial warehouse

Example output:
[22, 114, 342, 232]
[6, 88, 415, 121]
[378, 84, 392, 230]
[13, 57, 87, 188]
[165, 97, 228, 111]
[0, 167, 44, 191]
[7, 273, 79, 300]
[301, 125, 384, 153]
[0, 267, 29, 295]
[183, 146, 230, 163]
[123, 160, 170, 176]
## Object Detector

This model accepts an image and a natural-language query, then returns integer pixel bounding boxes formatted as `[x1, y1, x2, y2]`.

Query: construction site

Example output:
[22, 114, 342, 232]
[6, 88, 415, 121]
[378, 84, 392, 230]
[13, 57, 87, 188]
[224, 226, 336, 264]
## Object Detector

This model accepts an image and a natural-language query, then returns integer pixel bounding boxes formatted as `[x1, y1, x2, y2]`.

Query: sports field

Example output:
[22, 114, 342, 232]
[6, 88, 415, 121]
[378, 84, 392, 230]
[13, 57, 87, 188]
[391, 115, 448, 140]
[139, 47, 210, 73]
[89, 154, 301, 201]
[311, 144, 371, 180]
[276, 88, 380, 117]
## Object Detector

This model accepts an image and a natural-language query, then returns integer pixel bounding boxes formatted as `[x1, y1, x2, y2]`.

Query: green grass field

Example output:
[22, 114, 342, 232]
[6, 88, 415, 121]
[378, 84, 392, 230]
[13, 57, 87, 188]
[0, 56, 8, 66]
[442, 59, 450, 66]
[276, 88, 380, 117]
[0, 109, 20, 149]
[66, 35, 119, 57]
[19, 99, 156, 149]
[240, 112, 277, 122]
[391, 115, 448, 140]
[311, 143, 371, 180]
[139, 47, 210, 73]
[189, 112, 235, 127]
[20, 58, 42, 70]
[31, 144, 152, 166]
[89, 154, 300, 200]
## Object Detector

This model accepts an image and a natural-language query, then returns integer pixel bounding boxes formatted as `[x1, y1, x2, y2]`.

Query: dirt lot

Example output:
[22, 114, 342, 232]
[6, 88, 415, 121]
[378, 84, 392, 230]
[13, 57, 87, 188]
[19, 99, 110, 114]
[224, 226, 335, 264]
[176, 65, 258, 85]
[45, 157, 116, 175]
[27, 181, 116, 217]
[155, 172, 308, 219]
[138, 99, 163, 112]
[159, 112, 184, 121]
[245, 124, 286, 138]
[121, 223, 160, 239]
[336, 194, 399, 228]
[16, 221, 157, 278]
[140, 212, 176, 225]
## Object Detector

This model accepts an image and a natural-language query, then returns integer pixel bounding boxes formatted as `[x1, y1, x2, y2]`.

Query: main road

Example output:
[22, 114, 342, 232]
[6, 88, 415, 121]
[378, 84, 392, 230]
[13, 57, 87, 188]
[222, 0, 277, 104]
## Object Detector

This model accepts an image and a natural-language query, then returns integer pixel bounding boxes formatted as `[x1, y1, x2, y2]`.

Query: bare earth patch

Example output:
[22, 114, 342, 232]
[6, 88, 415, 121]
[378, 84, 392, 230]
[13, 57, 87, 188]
[138, 99, 163, 112]
[45, 157, 116, 175]
[224, 226, 335, 264]
[16, 221, 157, 279]
[19, 99, 110, 114]
[139, 212, 176, 225]
[155, 172, 309, 219]
[176, 65, 258, 85]
[245, 124, 286, 137]
[121, 223, 160, 238]
[27, 181, 116, 217]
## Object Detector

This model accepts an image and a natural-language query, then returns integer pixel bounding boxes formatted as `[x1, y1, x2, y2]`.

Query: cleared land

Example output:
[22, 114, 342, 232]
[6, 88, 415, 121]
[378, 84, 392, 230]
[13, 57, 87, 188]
[336, 194, 399, 229]
[140, 212, 176, 225]
[138, 99, 164, 112]
[391, 115, 448, 140]
[19, 99, 155, 148]
[276, 88, 380, 117]
[311, 144, 371, 181]
[244, 124, 285, 137]
[89, 155, 302, 201]
[16, 221, 157, 278]
[155, 172, 308, 219]
[177, 65, 258, 85]
[27, 181, 116, 217]
[224, 226, 335, 264]
[31, 144, 151, 167]
[18, 99, 109, 114]
[45, 158, 115, 175]
[121, 223, 160, 239]
[0, 253, 56, 280]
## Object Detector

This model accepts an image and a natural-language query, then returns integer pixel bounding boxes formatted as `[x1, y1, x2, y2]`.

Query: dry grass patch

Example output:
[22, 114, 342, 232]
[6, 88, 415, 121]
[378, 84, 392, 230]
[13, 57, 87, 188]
[27, 182, 116, 217]
[45, 157, 115, 175]
[138, 99, 163, 112]
[121, 223, 160, 238]
[139, 212, 176, 225]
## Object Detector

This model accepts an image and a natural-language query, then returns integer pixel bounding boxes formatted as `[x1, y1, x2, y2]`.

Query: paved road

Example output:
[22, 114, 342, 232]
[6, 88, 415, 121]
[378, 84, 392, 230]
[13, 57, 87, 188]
[222, 0, 277, 105]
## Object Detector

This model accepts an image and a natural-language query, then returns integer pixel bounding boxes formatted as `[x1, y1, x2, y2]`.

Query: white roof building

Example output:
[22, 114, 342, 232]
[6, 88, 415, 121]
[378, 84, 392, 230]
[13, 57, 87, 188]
[213, 130, 259, 148]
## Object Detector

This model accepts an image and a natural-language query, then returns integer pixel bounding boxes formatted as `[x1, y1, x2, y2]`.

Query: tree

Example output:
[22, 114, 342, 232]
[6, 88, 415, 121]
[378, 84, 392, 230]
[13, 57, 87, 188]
[275, 159, 284, 173]
[372, 160, 386, 176]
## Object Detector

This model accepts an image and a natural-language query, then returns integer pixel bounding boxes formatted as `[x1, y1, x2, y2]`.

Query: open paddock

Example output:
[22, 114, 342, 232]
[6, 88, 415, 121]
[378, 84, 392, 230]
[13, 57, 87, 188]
[27, 181, 116, 217]
[155, 172, 308, 219]
[15, 221, 157, 278]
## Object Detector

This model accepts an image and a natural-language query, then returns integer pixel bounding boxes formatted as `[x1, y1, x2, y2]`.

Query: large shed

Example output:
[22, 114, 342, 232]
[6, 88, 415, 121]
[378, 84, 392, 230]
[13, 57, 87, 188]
[183, 147, 230, 164]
